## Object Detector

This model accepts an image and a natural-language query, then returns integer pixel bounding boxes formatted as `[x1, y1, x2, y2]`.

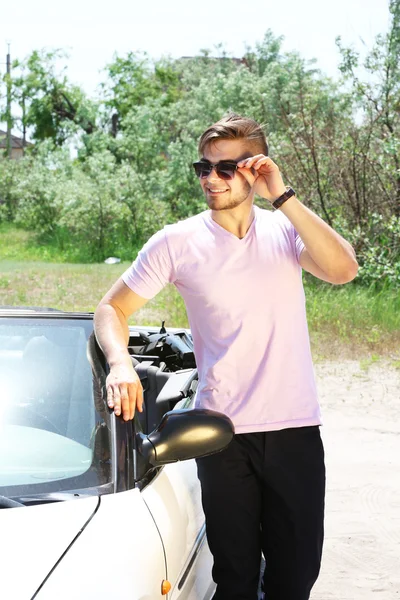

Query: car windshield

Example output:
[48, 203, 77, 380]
[0, 316, 111, 499]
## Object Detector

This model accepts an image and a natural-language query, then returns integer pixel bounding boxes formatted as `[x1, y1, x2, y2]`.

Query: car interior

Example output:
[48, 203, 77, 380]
[126, 327, 198, 434]
[0, 324, 95, 446]
[0, 320, 199, 447]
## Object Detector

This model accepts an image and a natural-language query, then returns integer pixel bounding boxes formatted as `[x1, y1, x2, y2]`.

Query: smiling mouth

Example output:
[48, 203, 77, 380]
[207, 188, 228, 194]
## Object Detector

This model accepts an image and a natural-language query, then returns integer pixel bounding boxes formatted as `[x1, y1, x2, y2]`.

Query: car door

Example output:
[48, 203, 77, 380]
[92, 326, 216, 599]
[141, 391, 215, 600]
[142, 459, 215, 600]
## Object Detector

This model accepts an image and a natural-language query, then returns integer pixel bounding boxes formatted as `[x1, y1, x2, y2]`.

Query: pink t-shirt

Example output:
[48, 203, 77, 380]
[122, 206, 321, 433]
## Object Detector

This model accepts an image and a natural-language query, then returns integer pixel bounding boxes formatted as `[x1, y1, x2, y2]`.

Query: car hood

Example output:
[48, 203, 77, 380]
[0, 495, 99, 600]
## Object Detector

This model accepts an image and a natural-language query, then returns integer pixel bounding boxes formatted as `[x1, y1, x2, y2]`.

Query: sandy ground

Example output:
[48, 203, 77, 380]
[311, 360, 400, 600]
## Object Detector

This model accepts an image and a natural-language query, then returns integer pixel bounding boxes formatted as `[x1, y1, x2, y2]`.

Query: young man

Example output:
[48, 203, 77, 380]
[94, 114, 358, 600]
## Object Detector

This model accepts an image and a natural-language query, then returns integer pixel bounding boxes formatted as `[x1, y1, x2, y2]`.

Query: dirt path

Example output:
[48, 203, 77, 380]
[312, 361, 400, 599]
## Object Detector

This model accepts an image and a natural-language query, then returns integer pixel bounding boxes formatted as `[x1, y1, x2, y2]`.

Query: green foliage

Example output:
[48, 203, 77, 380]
[333, 212, 400, 287]
[243, 30, 284, 77]
[336, 0, 400, 218]
[1, 49, 99, 146]
[10, 140, 63, 235]
[100, 51, 183, 136]
[1, 6, 400, 286]
[0, 138, 172, 261]
[0, 158, 21, 221]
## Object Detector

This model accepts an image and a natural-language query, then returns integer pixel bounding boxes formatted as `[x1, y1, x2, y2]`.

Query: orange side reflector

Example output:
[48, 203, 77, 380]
[161, 580, 171, 595]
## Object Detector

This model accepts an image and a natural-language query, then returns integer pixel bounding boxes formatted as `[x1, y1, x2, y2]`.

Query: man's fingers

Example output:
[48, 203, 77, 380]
[237, 154, 265, 169]
[137, 385, 144, 414]
[238, 155, 277, 171]
[106, 368, 143, 421]
[237, 165, 257, 187]
[120, 384, 130, 421]
[127, 383, 136, 421]
[253, 157, 272, 170]
[107, 386, 114, 409]
[127, 380, 143, 420]
[112, 385, 122, 417]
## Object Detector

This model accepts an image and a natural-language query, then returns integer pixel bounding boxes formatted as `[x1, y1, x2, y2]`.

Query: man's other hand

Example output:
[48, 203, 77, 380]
[106, 362, 144, 421]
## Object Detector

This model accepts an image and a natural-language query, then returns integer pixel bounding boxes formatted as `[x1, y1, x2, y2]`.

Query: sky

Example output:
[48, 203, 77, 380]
[0, 0, 392, 134]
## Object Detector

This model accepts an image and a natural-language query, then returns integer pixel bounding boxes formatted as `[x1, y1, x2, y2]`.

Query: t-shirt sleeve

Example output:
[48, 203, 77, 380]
[295, 230, 305, 262]
[275, 210, 305, 263]
[121, 229, 175, 299]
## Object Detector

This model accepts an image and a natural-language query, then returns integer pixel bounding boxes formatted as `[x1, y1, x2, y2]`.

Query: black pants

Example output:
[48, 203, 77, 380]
[196, 426, 325, 600]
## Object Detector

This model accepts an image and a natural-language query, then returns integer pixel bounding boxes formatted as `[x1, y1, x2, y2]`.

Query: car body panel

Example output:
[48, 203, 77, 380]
[32, 489, 166, 600]
[142, 461, 215, 600]
[0, 496, 99, 600]
[170, 529, 215, 600]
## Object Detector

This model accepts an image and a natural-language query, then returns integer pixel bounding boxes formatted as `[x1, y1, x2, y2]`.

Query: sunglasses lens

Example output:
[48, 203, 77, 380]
[193, 161, 237, 179]
[216, 165, 236, 180]
[193, 163, 211, 178]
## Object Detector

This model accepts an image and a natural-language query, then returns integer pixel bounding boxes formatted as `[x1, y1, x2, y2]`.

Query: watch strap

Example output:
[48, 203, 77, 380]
[272, 186, 296, 209]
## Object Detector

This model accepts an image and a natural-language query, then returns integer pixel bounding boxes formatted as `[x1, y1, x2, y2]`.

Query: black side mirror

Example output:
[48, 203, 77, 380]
[136, 408, 234, 466]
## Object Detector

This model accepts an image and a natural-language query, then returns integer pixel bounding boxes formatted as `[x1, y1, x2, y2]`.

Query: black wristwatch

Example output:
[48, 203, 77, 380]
[272, 186, 296, 209]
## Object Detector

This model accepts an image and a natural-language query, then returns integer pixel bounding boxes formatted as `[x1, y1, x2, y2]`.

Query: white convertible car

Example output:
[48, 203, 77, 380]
[0, 308, 233, 600]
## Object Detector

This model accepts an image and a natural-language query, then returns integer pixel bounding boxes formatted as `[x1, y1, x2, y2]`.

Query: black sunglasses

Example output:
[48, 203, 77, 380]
[192, 160, 238, 180]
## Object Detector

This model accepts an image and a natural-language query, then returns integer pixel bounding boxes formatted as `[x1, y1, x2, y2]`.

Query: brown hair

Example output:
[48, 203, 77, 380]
[198, 113, 268, 156]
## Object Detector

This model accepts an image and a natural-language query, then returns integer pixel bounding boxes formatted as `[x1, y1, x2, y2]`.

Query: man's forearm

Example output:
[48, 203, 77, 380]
[279, 195, 358, 281]
[94, 303, 131, 367]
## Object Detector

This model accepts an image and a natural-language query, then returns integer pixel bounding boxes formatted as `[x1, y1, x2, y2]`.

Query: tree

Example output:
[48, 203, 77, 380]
[100, 52, 182, 136]
[2, 21, 399, 283]
[336, 0, 400, 217]
[5, 49, 99, 146]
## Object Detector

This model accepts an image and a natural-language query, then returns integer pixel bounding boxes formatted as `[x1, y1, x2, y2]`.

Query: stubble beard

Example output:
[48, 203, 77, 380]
[206, 181, 252, 211]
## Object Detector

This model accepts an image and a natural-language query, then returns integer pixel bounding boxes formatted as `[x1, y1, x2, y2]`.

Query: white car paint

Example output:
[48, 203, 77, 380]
[23, 489, 167, 600]
[0, 496, 99, 600]
[142, 460, 215, 600]
[0, 465, 215, 600]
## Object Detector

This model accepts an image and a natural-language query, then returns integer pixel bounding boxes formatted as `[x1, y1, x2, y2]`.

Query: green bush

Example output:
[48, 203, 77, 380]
[333, 213, 400, 288]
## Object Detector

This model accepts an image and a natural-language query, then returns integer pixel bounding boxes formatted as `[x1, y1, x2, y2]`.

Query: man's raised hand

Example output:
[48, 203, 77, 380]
[237, 155, 287, 202]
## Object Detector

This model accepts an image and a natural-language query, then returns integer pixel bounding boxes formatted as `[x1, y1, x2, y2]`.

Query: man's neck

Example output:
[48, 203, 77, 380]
[211, 201, 256, 239]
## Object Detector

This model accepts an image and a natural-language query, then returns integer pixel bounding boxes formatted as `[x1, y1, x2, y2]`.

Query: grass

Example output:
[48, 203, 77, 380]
[0, 222, 140, 264]
[0, 224, 72, 263]
[1, 259, 399, 360]
[1, 225, 399, 360]
[303, 277, 400, 359]
[0, 259, 188, 327]
[359, 354, 380, 371]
